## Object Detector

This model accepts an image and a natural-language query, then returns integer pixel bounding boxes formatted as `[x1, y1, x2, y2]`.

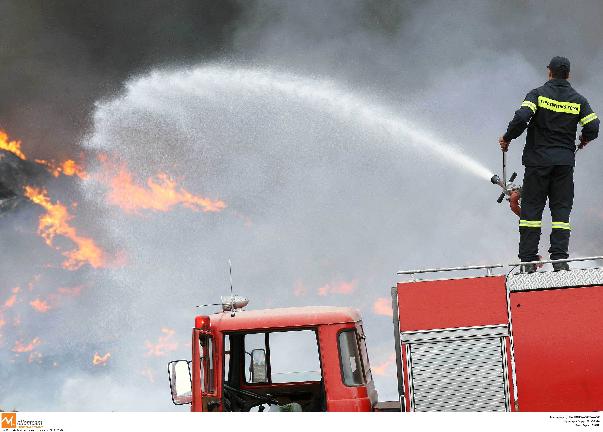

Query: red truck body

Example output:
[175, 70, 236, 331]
[169, 259, 603, 412]
[393, 275, 516, 412]
[510, 283, 603, 411]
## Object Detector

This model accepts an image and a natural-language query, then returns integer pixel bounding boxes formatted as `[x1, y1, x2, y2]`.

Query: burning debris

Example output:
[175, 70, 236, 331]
[12, 337, 42, 353]
[34, 158, 87, 179]
[92, 352, 111, 366]
[0, 129, 86, 209]
[0, 127, 227, 387]
[2, 127, 227, 270]
[0, 130, 27, 160]
[144, 328, 178, 357]
[4, 287, 20, 309]
[0, 129, 87, 178]
[29, 298, 51, 313]
[0, 132, 50, 213]
[106, 166, 226, 214]
[24, 186, 107, 270]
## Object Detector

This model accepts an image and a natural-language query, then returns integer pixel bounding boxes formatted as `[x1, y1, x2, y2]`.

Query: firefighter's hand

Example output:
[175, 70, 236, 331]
[499, 136, 510, 152]
[578, 135, 589, 149]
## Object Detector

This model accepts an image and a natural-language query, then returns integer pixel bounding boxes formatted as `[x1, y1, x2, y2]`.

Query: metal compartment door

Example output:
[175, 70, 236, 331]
[408, 336, 510, 412]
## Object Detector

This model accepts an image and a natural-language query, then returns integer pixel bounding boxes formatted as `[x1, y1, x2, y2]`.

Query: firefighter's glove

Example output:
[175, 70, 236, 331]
[499, 136, 510, 152]
[578, 135, 589, 149]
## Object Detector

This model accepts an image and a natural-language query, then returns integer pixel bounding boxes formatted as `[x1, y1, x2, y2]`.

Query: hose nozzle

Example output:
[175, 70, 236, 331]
[490, 174, 500, 185]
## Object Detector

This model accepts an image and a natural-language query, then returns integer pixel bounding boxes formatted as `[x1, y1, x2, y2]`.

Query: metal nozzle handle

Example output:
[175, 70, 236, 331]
[502, 151, 507, 186]
[509, 172, 517, 183]
[497, 192, 505, 203]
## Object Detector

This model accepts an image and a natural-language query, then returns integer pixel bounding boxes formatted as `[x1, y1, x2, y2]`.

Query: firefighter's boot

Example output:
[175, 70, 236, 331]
[553, 261, 570, 272]
[520, 263, 536, 274]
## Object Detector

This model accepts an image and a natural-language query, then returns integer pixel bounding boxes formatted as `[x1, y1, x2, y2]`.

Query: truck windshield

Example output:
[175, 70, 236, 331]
[243, 329, 321, 383]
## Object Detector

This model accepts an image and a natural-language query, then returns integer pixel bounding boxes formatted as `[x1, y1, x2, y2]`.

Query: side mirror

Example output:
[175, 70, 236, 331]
[168, 360, 193, 405]
[250, 349, 267, 383]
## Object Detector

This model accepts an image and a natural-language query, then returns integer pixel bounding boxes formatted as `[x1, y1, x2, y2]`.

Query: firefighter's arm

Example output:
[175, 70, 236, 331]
[501, 90, 538, 148]
[578, 99, 599, 148]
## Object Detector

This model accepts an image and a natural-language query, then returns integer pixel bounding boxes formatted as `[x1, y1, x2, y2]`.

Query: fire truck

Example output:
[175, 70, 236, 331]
[167, 256, 603, 412]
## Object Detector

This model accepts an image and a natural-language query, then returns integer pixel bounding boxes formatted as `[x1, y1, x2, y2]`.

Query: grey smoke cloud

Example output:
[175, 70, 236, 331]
[2, 0, 603, 411]
[0, 0, 241, 159]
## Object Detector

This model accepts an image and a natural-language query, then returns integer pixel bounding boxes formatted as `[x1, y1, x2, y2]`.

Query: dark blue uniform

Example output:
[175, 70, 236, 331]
[503, 79, 599, 262]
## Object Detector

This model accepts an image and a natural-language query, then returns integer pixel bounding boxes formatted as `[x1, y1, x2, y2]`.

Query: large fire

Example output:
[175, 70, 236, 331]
[0, 129, 27, 160]
[0, 129, 87, 178]
[107, 166, 226, 214]
[2, 128, 227, 375]
[24, 186, 107, 270]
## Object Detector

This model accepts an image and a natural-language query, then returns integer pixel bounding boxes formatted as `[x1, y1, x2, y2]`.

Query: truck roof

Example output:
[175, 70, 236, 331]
[205, 306, 361, 332]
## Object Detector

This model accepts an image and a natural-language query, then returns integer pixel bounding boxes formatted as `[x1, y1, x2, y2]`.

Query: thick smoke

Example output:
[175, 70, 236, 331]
[0, 0, 241, 159]
[2, 0, 603, 411]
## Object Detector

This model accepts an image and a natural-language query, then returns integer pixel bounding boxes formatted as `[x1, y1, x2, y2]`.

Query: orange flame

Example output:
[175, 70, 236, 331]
[35, 159, 87, 179]
[372, 297, 393, 317]
[92, 352, 111, 366]
[145, 328, 178, 357]
[4, 287, 20, 309]
[13, 337, 41, 353]
[24, 186, 106, 270]
[57, 286, 83, 297]
[1, 129, 86, 179]
[30, 298, 51, 313]
[0, 129, 26, 160]
[317, 280, 357, 296]
[107, 167, 226, 214]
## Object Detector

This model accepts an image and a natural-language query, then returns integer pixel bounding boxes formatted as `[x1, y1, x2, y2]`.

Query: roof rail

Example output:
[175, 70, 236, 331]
[398, 264, 504, 281]
[508, 255, 603, 267]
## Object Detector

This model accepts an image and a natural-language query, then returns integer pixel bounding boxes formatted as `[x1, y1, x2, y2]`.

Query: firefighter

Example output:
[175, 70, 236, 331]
[499, 56, 599, 273]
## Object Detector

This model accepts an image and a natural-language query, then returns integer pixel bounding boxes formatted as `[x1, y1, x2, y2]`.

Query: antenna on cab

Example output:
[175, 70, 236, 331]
[195, 258, 249, 317]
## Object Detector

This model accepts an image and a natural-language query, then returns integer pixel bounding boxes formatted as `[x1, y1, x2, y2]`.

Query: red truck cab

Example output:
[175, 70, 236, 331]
[169, 305, 381, 412]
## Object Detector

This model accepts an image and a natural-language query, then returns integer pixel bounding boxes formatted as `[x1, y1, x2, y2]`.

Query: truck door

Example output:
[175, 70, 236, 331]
[192, 330, 219, 412]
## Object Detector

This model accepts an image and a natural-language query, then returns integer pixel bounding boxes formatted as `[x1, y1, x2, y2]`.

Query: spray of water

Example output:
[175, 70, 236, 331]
[62, 64, 498, 410]
[117, 65, 493, 180]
